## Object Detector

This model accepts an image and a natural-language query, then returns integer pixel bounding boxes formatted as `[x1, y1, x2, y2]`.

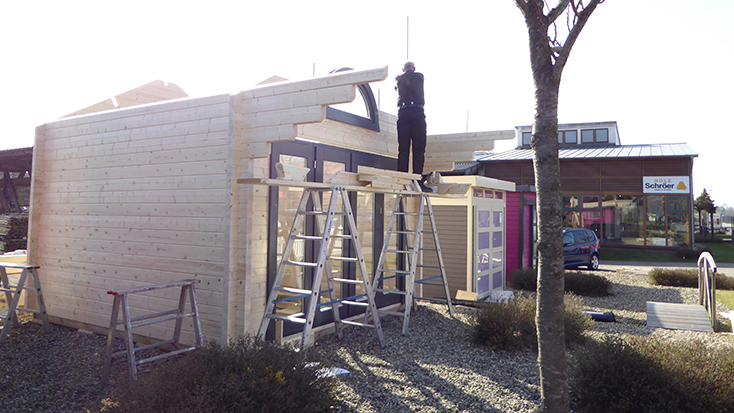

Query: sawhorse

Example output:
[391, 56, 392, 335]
[0, 263, 50, 342]
[102, 279, 203, 385]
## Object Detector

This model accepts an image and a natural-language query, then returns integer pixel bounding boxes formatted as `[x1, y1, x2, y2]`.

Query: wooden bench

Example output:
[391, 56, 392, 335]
[101, 279, 203, 385]
[0, 263, 50, 342]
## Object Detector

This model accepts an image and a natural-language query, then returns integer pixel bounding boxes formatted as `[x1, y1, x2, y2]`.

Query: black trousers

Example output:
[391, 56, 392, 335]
[396, 107, 427, 174]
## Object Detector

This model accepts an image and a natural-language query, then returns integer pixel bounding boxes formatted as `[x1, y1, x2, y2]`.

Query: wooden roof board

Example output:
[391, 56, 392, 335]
[64, 80, 188, 118]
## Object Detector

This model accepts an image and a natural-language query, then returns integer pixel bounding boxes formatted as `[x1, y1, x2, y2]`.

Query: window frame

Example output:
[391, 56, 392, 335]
[580, 128, 609, 144]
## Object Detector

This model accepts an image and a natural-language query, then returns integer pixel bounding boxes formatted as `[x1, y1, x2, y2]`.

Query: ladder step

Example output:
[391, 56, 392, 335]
[331, 278, 363, 285]
[0, 286, 34, 293]
[389, 230, 416, 235]
[383, 249, 414, 254]
[375, 288, 408, 295]
[395, 212, 420, 216]
[416, 264, 441, 269]
[275, 286, 312, 295]
[285, 260, 318, 268]
[317, 294, 368, 308]
[342, 300, 369, 307]
[304, 211, 346, 216]
[341, 320, 375, 328]
[376, 268, 406, 274]
[419, 247, 438, 252]
[292, 235, 323, 241]
[328, 256, 358, 262]
[265, 313, 308, 324]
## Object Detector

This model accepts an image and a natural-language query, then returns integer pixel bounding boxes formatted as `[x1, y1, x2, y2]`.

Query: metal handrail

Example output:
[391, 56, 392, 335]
[697, 252, 717, 330]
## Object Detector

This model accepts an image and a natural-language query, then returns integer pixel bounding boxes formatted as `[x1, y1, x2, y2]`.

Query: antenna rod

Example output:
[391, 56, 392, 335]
[406, 17, 410, 60]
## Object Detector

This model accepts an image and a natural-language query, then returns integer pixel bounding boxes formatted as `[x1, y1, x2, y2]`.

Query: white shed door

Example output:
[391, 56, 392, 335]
[474, 206, 505, 295]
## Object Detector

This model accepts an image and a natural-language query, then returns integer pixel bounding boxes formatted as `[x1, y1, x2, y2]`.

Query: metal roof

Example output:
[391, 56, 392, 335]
[477, 143, 698, 162]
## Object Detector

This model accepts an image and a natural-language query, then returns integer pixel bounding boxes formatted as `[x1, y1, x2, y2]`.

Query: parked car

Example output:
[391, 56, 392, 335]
[563, 228, 600, 270]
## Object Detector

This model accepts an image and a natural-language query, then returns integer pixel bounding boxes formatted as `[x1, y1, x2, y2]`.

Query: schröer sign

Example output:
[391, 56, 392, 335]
[642, 176, 690, 194]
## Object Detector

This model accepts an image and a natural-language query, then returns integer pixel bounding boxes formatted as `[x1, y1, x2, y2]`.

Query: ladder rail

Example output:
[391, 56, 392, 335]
[424, 196, 455, 317]
[339, 188, 385, 347]
[257, 188, 314, 339]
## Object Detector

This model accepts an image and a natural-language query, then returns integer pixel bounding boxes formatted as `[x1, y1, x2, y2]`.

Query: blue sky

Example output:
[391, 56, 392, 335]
[2, 0, 733, 205]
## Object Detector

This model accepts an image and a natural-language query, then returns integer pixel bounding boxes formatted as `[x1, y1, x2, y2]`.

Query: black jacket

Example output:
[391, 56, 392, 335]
[396, 70, 425, 107]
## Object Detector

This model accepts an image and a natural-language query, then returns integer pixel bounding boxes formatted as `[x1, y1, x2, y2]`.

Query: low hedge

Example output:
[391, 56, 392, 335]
[508, 268, 612, 297]
[570, 335, 734, 413]
[648, 267, 734, 290]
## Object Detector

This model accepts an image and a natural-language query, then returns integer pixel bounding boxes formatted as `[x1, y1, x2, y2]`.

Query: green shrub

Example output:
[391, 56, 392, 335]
[508, 268, 612, 297]
[648, 267, 734, 290]
[565, 271, 613, 297]
[103, 337, 338, 413]
[569, 336, 734, 413]
[472, 294, 592, 350]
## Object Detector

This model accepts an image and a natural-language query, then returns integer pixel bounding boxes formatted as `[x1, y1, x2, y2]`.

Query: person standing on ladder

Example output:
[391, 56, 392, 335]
[396, 61, 432, 192]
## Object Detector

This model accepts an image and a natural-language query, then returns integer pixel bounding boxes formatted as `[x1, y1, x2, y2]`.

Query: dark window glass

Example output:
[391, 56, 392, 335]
[596, 129, 608, 142]
[581, 130, 594, 143]
[523, 132, 532, 146]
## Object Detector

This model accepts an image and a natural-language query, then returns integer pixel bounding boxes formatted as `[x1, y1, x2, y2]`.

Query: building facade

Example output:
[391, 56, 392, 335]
[478, 121, 698, 249]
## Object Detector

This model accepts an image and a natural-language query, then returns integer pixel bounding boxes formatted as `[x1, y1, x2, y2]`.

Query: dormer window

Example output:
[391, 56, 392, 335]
[558, 130, 578, 144]
[581, 128, 609, 144]
[522, 132, 532, 146]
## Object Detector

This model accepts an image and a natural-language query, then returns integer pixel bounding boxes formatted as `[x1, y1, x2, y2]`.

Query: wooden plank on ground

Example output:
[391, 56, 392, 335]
[455, 290, 477, 301]
[646, 302, 713, 332]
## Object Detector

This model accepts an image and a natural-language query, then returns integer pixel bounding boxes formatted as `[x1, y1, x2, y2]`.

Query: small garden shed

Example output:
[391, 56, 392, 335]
[27, 67, 514, 346]
[425, 176, 515, 300]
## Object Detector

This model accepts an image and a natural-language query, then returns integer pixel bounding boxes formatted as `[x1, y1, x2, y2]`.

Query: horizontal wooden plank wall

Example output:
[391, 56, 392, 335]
[29, 94, 232, 344]
[421, 205, 468, 299]
[424, 130, 514, 173]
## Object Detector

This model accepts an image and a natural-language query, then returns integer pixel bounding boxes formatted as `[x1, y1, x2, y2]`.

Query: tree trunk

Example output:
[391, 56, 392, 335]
[524, 9, 569, 413]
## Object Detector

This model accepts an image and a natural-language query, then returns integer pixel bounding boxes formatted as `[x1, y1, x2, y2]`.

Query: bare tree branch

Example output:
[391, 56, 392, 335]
[552, 0, 603, 78]
[547, 0, 571, 24]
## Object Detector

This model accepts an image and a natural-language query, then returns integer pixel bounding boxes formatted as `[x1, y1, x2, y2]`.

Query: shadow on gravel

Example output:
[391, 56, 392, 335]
[317, 304, 541, 413]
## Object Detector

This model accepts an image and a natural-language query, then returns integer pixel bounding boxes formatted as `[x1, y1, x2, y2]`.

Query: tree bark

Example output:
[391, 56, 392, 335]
[513, 1, 603, 412]
[525, 11, 568, 413]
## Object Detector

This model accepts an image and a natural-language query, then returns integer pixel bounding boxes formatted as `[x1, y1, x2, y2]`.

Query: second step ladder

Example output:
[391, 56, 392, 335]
[367, 181, 455, 335]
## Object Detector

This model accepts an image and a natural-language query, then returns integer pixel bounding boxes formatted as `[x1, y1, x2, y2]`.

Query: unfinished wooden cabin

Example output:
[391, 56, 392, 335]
[27, 67, 514, 346]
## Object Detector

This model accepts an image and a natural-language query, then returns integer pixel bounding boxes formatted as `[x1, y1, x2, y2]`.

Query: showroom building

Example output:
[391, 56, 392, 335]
[476, 121, 698, 250]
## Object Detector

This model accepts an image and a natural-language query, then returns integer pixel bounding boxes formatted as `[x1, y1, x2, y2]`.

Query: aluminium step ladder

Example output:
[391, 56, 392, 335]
[0, 263, 51, 342]
[366, 181, 454, 335]
[258, 186, 385, 349]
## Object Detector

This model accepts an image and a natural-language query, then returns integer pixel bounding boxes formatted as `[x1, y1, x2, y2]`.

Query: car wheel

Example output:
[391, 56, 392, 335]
[587, 253, 600, 270]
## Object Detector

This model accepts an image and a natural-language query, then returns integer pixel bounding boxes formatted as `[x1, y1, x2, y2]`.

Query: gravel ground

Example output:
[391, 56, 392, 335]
[1, 263, 733, 412]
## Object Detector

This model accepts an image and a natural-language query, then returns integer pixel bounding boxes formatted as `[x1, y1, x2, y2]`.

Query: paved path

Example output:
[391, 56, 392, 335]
[602, 260, 734, 277]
